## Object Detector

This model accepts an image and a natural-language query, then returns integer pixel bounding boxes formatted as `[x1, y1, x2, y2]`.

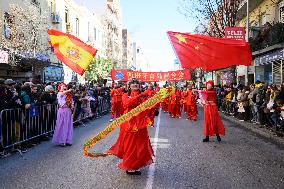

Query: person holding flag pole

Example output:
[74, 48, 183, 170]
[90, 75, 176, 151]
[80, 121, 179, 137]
[200, 80, 225, 142]
[107, 78, 154, 175]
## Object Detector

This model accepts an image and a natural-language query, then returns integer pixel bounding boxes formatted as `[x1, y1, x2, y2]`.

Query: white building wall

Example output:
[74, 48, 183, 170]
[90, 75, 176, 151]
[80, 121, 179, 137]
[53, 0, 105, 84]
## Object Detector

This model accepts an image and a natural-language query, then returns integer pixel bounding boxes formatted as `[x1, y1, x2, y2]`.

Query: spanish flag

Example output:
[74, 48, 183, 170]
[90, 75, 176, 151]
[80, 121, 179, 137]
[48, 29, 97, 75]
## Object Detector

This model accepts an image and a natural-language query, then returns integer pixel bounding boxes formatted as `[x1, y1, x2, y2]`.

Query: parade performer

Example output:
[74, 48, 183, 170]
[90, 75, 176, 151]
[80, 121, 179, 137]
[161, 95, 169, 113]
[144, 84, 156, 127]
[110, 83, 123, 122]
[186, 85, 198, 121]
[200, 80, 225, 142]
[52, 83, 74, 146]
[108, 78, 154, 175]
[170, 88, 182, 118]
[181, 87, 188, 113]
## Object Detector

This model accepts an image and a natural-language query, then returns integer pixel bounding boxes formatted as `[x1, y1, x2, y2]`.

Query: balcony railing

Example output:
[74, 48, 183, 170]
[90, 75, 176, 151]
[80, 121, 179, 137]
[249, 22, 284, 52]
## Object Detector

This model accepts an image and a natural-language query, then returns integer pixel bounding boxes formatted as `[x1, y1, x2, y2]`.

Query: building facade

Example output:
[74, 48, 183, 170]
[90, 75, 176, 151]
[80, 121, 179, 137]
[93, 0, 123, 69]
[50, 0, 105, 84]
[0, 0, 51, 82]
[122, 29, 134, 69]
[133, 44, 150, 71]
[237, 0, 284, 85]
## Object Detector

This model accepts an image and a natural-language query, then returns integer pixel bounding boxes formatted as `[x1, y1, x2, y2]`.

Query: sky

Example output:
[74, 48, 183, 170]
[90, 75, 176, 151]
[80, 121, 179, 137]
[75, 0, 197, 71]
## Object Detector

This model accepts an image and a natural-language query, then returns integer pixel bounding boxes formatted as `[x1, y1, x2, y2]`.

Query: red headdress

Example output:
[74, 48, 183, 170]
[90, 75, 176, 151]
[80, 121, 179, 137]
[58, 83, 67, 91]
[206, 80, 214, 87]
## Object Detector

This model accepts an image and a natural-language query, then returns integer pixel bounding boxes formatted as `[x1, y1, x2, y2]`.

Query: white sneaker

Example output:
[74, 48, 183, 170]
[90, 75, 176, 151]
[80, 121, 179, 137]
[109, 119, 113, 122]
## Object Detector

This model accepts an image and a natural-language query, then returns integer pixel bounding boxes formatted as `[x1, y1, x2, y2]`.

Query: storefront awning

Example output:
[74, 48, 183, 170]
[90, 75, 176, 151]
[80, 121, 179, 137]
[255, 49, 284, 66]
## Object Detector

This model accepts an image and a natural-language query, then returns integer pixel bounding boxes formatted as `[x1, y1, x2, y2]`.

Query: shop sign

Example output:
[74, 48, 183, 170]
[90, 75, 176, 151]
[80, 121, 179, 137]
[225, 27, 245, 41]
[255, 49, 284, 65]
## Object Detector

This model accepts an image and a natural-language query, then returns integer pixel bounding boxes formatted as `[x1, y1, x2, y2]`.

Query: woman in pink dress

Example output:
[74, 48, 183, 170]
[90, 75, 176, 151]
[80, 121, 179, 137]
[200, 80, 225, 142]
[52, 83, 74, 146]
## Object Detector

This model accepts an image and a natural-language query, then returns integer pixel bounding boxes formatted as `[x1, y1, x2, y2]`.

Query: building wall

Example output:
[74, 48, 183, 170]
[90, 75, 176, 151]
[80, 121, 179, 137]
[236, 0, 284, 85]
[122, 29, 134, 69]
[52, 0, 105, 84]
[238, 0, 281, 28]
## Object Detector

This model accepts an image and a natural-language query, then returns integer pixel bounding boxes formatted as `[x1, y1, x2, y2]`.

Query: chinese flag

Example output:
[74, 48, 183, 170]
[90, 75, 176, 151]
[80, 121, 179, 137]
[167, 31, 252, 71]
[48, 29, 97, 75]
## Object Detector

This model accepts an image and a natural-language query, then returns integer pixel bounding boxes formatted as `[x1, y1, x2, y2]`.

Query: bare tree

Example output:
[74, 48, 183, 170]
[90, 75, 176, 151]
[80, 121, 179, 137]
[178, 0, 243, 83]
[0, 0, 51, 67]
[178, 0, 243, 37]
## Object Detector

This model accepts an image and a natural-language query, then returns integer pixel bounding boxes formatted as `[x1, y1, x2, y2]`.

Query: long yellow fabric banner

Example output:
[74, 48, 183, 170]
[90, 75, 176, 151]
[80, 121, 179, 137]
[83, 87, 175, 158]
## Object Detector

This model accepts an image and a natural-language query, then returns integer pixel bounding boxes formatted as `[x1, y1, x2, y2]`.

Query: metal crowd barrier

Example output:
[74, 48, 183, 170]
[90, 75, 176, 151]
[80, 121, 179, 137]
[0, 104, 57, 151]
[0, 98, 111, 153]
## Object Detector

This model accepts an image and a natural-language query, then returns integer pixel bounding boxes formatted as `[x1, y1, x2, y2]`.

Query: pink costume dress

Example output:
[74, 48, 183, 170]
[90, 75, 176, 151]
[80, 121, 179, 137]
[52, 93, 74, 145]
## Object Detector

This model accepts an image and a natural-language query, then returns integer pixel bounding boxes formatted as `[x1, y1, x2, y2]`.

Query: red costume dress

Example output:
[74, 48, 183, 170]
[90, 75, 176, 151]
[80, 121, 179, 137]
[161, 96, 169, 112]
[110, 88, 123, 119]
[201, 90, 225, 136]
[108, 91, 154, 171]
[186, 90, 198, 120]
[181, 91, 188, 113]
[145, 89, 156, 126]
[170, 90, 182, 118]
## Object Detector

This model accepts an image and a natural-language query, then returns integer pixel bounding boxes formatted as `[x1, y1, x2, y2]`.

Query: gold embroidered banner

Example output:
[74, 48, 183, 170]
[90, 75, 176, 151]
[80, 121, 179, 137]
[83, 87, 175, 158]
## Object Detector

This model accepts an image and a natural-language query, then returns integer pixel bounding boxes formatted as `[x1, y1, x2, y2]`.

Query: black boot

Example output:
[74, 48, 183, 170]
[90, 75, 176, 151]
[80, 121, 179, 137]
[126, 170, 141, 175]
[202, 136, 209, 142]
[216, 134, 221, 142]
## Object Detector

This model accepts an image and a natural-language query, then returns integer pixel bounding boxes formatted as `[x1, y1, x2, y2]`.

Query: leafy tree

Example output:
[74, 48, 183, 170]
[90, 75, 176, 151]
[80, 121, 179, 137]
[85, 58, 113, 82]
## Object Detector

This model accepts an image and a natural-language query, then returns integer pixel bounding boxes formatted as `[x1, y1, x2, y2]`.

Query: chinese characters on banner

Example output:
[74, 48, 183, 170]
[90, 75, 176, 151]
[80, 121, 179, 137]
[224, 27, 245, 41]
[0, 50, 8, 63]
[111, 69, 191, 82]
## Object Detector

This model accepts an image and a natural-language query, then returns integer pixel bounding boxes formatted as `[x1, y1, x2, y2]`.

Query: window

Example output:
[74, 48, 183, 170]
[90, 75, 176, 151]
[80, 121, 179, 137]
[65, 7, 68, 23]
[76, 18, 79, 36]
[88, 22, 90, 41]
[261, 13, 266, 26]
[280, 6, 284, 23]
[94, 28, 97, 40]
[50, 1, 53, 12]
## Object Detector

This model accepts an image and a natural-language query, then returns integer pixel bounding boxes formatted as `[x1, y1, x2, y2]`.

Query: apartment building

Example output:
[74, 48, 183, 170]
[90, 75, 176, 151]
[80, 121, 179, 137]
[237, 0, 284, 85]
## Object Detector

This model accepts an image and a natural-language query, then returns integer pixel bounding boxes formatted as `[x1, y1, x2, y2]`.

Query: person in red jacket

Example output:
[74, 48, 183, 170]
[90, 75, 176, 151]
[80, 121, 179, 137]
[181, 87, 188, 114]
[170, 88, 182, 118]
[108, 78, 154, 175]
[162, 95, 169, 113]
[200, 80, 225, 142]
[185, 85, 198, 121]
[110, 83, 123, 122]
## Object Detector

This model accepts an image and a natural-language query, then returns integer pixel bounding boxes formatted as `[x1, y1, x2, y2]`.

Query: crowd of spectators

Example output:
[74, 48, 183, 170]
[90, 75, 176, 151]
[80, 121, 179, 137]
[215, 81, 284, 133]
[0, 78, 111, 156]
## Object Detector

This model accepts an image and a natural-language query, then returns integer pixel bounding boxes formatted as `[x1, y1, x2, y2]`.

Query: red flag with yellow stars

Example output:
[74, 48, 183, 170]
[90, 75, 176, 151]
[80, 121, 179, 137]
[48, 29, 97, 76]
[167, 31, 252, 71]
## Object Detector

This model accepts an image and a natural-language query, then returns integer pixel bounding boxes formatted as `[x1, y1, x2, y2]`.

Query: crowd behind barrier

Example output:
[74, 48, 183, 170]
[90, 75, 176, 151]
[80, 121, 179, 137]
[0, 79, 111, 156]
[214, 81, 284, 134]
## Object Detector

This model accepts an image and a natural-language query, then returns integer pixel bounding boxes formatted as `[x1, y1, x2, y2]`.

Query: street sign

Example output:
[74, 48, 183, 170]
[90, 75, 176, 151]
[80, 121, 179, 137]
[225, 27, 245, 41]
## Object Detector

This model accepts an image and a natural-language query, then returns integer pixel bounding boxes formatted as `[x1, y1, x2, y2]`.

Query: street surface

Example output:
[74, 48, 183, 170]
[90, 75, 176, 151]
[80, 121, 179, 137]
[0, 108, 284, 189]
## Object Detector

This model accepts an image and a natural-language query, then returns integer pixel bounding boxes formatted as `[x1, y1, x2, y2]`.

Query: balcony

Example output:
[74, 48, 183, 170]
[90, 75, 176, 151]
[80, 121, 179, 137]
[249, 22, 284, 53]
[237, 0, 264, 21]
[51, 13, 60, 24]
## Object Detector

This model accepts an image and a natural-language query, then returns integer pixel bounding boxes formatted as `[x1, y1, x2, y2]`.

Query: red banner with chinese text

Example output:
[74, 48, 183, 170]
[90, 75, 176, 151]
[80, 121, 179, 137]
[111, 69, 191, 82]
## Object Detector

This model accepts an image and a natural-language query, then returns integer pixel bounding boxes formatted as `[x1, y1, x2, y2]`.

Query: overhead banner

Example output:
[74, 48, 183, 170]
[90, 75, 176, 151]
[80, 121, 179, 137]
[111, 69, 191, 82]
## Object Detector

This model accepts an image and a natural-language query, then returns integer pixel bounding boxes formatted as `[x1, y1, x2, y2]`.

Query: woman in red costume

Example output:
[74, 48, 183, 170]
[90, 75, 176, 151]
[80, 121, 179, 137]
[108, 78, 154, 175]
[200, 80, 225, 142]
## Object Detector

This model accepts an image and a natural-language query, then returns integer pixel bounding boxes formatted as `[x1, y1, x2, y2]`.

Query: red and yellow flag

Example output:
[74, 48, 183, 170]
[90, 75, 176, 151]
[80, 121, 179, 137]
[48, 29, 97, 75]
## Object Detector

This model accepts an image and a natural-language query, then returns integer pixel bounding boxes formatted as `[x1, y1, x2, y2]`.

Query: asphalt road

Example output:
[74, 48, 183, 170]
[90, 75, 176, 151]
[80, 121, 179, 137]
[0, 108, 284, 189]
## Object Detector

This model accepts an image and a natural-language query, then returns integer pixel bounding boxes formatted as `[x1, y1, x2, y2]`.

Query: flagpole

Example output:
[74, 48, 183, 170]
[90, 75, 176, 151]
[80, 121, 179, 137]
[245, 0, 250, 85]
